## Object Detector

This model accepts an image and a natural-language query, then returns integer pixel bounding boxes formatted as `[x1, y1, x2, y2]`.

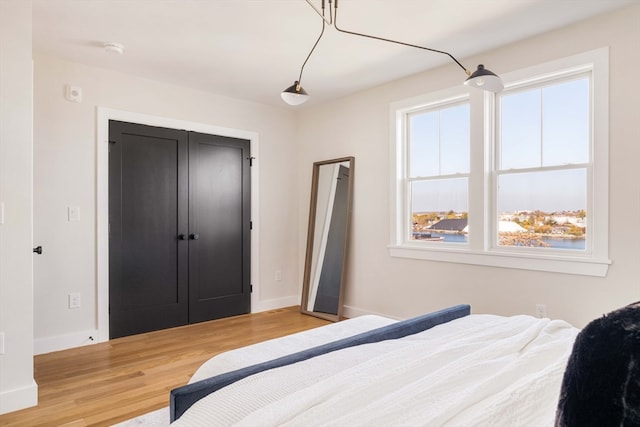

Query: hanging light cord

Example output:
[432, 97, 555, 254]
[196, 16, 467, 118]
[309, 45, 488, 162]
[283, 0, 500, 105]
[297, 9, 327, 89]
[331, 0, 471, 76]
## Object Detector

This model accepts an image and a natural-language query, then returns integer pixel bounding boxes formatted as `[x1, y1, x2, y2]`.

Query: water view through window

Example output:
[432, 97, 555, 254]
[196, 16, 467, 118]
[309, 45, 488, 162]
[410, 77, 588, 251]
[412, 211, 586, 250]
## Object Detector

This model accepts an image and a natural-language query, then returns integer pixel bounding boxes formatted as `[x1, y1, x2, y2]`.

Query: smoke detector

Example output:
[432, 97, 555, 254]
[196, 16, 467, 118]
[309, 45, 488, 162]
[104, 42, 125, 55]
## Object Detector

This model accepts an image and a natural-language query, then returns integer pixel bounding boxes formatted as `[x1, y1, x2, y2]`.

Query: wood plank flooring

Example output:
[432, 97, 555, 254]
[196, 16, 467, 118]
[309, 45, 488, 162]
[0, 306, 330, 427]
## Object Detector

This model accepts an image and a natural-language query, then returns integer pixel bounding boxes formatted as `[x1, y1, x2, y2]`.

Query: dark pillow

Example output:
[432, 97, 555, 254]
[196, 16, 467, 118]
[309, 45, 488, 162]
[556, 302, 640, 426]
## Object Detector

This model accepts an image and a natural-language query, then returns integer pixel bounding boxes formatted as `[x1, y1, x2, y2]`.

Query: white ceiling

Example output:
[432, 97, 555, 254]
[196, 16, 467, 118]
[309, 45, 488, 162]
[33, 0, 634, 108]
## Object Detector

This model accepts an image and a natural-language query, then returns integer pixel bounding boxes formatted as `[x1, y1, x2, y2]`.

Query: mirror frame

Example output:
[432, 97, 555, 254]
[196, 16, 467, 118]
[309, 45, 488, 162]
[301, 156, 355, 322]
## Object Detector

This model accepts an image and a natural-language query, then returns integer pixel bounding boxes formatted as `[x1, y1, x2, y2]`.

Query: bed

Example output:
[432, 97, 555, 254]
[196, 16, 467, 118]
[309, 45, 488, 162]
[167, 304, 581, 426]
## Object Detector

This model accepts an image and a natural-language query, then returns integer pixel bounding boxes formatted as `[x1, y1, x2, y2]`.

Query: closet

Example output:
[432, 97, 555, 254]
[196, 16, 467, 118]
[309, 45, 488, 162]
[108, 120, 250, 338]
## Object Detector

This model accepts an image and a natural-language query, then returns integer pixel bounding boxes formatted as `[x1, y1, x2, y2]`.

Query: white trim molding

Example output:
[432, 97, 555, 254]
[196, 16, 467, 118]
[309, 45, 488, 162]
[0, 381, 38, 415]
[34, 329, 99, 355]
[252, 295, 301, 313]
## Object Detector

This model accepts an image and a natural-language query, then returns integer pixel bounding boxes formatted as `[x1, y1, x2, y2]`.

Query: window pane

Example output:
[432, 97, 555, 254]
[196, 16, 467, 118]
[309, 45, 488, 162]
[409, 104, 469, 177]
[500, 89, 541, 170]
[440, 104, 470, 175]
[410, 111, 439, 177]
[411, 178, 468, 243]
[543, 78, 589, 165]
[497, 169, 586, 250]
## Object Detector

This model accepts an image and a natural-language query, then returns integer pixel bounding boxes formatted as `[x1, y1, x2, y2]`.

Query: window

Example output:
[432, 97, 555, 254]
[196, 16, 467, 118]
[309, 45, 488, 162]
[390, 48, 610, 276]
[495, 75, 589, 251]
[409, 100, 470, 244]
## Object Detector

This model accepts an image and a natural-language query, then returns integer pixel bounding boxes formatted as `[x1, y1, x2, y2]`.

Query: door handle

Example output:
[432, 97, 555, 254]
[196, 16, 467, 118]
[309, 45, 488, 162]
[33, 246, 43, 255]
[178, 234, 187, 240]
[189, 233, 199, 240]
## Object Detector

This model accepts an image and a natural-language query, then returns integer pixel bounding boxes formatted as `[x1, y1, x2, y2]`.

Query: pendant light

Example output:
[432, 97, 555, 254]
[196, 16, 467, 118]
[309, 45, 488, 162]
[281, 81, 310, 106]
[464, 64, 504, 92]
[282, 0, 503, 106]
[280, 8, 326, 106]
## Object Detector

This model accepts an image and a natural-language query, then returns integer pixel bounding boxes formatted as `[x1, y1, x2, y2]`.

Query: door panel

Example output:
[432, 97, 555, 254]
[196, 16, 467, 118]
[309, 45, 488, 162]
[188, 132, 251, 323]
[195, 143, 243, 299]
[109, 121, 189, 339]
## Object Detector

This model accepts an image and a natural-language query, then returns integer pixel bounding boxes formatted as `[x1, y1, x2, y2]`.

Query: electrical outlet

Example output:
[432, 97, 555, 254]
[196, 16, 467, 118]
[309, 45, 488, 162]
[69, 293, 81, 309]
[275, 270, 282, 281]
[535, 304, 548, 318]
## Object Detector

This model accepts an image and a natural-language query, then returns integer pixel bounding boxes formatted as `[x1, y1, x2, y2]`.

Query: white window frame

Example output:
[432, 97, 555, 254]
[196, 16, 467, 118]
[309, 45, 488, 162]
[389, 48, 610, 277]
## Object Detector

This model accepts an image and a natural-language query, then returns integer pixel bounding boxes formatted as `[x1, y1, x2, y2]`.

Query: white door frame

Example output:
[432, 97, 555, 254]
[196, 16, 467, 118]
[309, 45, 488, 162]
[96, 107, 260, 342]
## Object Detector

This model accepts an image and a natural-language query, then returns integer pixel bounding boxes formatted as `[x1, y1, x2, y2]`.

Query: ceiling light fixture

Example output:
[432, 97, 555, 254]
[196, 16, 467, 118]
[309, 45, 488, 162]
[281, 0, 504, 106]
[280, 12, 325, 106]
[104, 42, 125, 55]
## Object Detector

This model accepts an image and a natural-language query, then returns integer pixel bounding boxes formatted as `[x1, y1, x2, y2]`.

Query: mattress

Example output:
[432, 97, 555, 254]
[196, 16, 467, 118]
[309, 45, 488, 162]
[172, 314, 579, 426]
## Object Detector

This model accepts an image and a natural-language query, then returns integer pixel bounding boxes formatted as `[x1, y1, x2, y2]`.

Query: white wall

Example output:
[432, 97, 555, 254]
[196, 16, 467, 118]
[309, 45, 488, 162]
[33, 54, 301, 353]
[0, 0, 38, 414]
[25, 1, 640, 357]
[297, 4, 640, 328]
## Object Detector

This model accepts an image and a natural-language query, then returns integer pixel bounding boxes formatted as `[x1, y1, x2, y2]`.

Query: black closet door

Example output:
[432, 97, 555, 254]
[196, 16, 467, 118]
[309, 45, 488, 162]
[109, 121, 189, 339]
[188, 132, 251, 323]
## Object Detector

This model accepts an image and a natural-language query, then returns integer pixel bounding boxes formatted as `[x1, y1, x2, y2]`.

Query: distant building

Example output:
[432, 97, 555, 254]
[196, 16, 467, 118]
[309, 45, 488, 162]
[499, 221, 527, 233]
[429, 218, 468, 232]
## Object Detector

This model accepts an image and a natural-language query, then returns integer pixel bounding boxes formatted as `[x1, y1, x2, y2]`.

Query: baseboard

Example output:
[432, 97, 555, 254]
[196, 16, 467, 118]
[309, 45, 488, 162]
[251, 295, 300, 313]
[342, 304, 399, 320]
[0, 379, 38, 415]
[34, 303, 384, 354]
[34, 329, 99, 355]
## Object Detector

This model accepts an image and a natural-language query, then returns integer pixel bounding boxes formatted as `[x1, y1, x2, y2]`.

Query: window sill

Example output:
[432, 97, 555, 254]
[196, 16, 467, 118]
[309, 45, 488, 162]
[388, 245, 610, 277]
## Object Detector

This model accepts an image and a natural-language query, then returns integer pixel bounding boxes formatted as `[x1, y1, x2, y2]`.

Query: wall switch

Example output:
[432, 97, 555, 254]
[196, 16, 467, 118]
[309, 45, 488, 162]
[69, 293, 81, 309]
[0, 332, 4, 355]
[275, 270, 282, 281]
[535, 304, 548, 318]
[68, 206, 80, 222]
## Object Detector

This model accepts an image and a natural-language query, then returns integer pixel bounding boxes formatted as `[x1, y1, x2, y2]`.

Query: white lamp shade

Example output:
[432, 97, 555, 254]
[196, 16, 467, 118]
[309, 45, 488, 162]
[281, 91, 310, 106]
[464, 64, 504, 92]
[281, 81, 309, 106]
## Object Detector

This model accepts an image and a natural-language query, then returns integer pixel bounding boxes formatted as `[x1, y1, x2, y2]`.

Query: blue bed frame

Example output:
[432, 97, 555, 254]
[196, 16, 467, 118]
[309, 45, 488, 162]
[170, 304, 471, 422]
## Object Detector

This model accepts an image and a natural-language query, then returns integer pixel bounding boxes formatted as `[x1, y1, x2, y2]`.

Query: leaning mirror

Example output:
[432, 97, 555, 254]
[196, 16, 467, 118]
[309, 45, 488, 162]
[301, 156, 354, 322]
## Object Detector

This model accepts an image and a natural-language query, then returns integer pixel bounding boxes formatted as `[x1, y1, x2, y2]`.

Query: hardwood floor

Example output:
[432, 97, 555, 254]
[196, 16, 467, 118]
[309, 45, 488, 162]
[0, 307, 330, 427]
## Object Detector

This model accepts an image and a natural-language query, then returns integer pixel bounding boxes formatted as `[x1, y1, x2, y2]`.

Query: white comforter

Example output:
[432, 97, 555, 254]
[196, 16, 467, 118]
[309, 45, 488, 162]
[172, 314, 578, 427]
[189, 314, 397, 384]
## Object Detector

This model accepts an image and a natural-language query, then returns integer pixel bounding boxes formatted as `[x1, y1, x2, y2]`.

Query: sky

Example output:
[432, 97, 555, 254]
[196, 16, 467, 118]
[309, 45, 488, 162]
[410, 77, 589, 214]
